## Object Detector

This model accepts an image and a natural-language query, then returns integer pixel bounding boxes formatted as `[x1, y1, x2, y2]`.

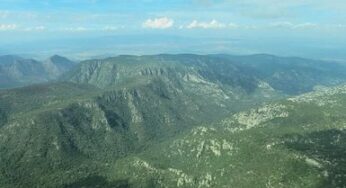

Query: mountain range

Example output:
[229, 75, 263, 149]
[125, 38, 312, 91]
[0, 55, 76, 89]
[0, 54, 345, 187]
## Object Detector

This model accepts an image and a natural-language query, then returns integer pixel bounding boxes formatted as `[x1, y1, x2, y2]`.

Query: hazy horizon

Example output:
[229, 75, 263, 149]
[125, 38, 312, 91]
[2, 2, 346, 187]
[1, 0, 346, 61]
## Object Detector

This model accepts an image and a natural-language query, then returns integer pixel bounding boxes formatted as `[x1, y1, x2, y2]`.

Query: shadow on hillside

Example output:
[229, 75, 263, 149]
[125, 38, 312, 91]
[283, 129, 346, 188]
[63, 176, 131, 188]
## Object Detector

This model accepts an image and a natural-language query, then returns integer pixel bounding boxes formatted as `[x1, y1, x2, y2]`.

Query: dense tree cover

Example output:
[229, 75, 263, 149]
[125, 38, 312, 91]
[1, 54, 346, 187]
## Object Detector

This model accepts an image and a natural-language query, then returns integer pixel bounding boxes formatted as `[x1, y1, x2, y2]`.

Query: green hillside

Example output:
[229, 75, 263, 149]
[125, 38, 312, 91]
[64, 54, 346, 95]
[108, 85, 346, 188]
[0, 54, 346, 187]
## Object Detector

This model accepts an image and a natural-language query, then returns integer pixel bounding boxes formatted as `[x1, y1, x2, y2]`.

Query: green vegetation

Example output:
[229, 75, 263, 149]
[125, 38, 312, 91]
[0, 54, 346, 187]
[107, 86, 346, 187]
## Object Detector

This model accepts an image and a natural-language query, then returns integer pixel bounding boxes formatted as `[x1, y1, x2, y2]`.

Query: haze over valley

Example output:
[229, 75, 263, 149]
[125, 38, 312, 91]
[1, 1, 346, 188]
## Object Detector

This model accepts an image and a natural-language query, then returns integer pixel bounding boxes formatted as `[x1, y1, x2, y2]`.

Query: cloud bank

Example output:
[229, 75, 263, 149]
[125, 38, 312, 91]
[0, 24, 17, 31]
[186, 20, 226, 29]
[142, 17, 174, 29]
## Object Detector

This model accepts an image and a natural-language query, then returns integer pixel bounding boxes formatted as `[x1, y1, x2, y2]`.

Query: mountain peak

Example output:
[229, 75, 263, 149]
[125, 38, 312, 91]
[49, 55, 73, 63]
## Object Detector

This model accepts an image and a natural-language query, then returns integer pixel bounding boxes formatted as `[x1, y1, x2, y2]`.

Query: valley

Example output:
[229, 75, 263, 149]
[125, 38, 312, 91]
[0, 54, 346, 187]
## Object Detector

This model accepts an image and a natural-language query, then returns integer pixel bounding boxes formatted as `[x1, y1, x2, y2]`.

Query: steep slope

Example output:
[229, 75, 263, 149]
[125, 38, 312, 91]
[0, 55, 48, 88]
[0, 55, 280, 187]
[0, 75, 249, 187]
[1, 54, 346, 187]
[111, 85, 346, 188]
[64, 55, 259, 93]
[43, 55, 77, 79]
[0, 82, 138, 187]
[63, 54, 283, 116]
[0, 55, 76, 89]
[215, 54, 346, 94]
[5, 82, 341, 188]
[64, 54, 346, 96]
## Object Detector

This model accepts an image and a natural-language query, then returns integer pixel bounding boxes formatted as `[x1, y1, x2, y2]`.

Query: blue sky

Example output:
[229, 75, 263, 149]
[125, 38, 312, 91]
[1, 0, 346, 60]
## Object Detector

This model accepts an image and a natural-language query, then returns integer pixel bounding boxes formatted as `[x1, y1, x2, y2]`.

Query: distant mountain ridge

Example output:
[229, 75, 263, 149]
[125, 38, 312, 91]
[43, 55, 76, 78]
[1, 53, 345, 92]
[1, 53, 346, 187]
[0, 55, 76, 89]
[65, 54, 346, 95]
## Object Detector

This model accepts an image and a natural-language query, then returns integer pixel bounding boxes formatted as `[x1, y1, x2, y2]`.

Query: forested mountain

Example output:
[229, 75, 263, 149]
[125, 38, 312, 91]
[0, 54, 346, 187]
[0, 55, 76, 89]
[111, 85, 346, 187]
[65, 54, 346, 95]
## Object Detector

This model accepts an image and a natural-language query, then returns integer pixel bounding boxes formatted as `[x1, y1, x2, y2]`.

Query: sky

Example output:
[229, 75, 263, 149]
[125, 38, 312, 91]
[1, 0, 346, 60]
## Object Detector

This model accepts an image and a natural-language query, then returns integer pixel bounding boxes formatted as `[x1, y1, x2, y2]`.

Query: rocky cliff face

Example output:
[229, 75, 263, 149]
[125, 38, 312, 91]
[109, 84, 346, 188]
[1, 54, 346, 187]
[0, 75, 240, 187]
[65, 54, 346, 95]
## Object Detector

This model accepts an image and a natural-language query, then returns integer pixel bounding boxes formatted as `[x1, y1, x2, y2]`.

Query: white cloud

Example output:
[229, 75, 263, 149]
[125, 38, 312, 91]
[270, 21, 294, 28]
[61, 27, 88, 32]
[103, 26, 117, 31]
[24, 26, 46, 31]
[60, 25, 125, 32]
[270, 22, 318, 29]
[142, 17, 174, 29]
[0, 24, 17, 31]
[186, 20, 227, 29]
[102, 25, 123, 31]
[293, 23, 318, 29]
[229, 23, 240, 29]
[333, 24, 346, 28]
